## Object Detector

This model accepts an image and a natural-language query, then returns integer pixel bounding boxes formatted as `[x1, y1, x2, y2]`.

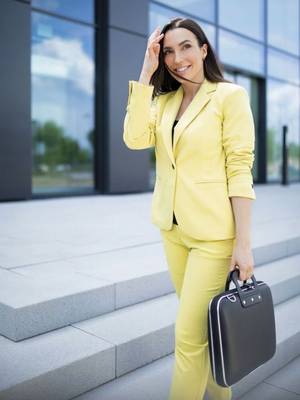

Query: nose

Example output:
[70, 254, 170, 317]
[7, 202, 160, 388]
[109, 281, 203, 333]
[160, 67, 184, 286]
[174, 51, 184, 65]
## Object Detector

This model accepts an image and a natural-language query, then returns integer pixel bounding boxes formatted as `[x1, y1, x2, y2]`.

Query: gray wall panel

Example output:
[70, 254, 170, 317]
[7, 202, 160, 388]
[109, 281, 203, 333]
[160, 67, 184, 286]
[109, 0, 149, 35]
[108, 27, 151, 193]
[0, 0, 31, 200]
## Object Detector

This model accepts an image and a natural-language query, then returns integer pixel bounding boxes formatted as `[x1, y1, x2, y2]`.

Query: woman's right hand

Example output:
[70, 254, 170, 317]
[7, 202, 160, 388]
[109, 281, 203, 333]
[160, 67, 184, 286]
[140, 26, 164, 79]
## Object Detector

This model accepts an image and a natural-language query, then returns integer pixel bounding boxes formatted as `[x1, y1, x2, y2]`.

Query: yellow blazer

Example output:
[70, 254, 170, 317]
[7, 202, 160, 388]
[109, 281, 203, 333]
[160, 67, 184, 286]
[123, 78, 256, 240]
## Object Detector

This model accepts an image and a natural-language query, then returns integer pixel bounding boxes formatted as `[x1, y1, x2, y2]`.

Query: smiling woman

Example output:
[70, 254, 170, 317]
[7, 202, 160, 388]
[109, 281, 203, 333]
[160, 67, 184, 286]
[123, 16, 256, 400]
[150, 17, 229, 97]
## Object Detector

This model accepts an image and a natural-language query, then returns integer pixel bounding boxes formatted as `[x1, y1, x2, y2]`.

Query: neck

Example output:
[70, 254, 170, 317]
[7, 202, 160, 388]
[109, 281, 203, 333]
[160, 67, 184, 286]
[181, 74, 205, 99]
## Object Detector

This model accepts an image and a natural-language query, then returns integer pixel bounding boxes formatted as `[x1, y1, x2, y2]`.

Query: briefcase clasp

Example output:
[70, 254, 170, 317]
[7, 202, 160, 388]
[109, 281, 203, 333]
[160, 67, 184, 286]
[226, 294, 237, 302]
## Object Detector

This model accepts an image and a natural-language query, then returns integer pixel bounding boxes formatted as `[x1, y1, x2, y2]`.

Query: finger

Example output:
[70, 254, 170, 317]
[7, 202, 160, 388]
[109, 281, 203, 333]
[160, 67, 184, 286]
[149, 34, 164, 47]
[148, 32, 164, 44]
[155, 33, 164, 40]
[149, 27, 162, 41]
[148, 41, 162, 57]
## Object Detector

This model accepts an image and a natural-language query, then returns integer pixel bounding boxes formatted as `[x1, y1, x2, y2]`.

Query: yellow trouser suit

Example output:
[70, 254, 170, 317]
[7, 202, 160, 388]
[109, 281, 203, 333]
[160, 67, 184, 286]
[161, 223, 235, 400]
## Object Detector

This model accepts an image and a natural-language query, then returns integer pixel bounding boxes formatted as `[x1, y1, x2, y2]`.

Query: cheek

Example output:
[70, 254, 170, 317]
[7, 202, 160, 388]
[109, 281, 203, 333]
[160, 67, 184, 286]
[186, 49, 200, 61]
[189, 53, 200, 65]
[163, 55, 172, 66]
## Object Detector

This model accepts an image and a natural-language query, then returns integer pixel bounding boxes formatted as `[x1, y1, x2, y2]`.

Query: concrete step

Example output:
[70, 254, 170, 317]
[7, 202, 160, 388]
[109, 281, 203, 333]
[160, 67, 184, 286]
[71, 355, 300, 400]
[0, 253, 300, 400]
[71, 295, 300, 399]
[1, 233, 300, 341]
[70, 354, 300, 400]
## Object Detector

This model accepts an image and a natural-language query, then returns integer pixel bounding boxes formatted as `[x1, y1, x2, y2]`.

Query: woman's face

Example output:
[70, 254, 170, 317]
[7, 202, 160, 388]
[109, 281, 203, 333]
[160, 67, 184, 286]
[162, 27, 207, 84]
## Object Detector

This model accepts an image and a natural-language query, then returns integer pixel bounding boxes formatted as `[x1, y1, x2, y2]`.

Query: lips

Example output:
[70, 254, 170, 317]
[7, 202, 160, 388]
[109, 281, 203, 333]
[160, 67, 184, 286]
[175, 65, 191, 73]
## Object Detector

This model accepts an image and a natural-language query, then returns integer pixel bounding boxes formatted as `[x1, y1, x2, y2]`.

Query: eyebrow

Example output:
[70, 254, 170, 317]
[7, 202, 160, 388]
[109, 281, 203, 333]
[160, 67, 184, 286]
[163, 40, 191, 51]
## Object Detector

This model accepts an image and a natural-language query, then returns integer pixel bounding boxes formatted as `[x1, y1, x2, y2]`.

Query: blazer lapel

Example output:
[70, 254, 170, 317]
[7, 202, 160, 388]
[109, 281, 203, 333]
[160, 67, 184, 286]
[173, 79, 217, 150]
[160, 86, 182, 166]
[161, 78, 217, 165]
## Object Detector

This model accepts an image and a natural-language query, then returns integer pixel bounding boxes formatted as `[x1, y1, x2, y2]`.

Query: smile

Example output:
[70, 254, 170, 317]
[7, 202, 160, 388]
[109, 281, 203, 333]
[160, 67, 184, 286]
[175, 65, 191, 73]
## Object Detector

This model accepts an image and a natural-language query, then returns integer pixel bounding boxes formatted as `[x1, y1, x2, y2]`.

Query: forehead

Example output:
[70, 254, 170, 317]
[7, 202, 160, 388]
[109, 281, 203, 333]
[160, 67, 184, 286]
[163, 28, 196, 47]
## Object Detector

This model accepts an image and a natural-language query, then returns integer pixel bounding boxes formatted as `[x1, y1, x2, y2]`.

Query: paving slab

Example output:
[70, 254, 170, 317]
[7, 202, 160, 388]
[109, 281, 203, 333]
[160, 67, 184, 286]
[265, 354, 300, 395]
[0, 184, 299, 270]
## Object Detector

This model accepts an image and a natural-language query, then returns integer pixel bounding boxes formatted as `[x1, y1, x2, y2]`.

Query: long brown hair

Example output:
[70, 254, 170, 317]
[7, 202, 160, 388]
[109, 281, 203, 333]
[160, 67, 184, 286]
[150, 17, 231, 97]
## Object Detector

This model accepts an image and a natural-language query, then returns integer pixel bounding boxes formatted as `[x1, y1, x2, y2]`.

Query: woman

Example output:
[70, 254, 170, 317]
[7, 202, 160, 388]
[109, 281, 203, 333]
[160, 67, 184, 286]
[123, 17, 256, 400]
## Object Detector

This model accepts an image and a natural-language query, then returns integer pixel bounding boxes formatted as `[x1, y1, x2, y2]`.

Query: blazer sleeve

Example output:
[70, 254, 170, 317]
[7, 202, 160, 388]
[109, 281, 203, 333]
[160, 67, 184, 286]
[222, 86, 256, 200]
[123, 80, 158, 149]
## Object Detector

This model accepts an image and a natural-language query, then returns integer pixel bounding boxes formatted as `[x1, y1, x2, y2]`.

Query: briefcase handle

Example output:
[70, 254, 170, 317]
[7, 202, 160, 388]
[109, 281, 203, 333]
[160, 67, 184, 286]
[225, 269, 262, 308]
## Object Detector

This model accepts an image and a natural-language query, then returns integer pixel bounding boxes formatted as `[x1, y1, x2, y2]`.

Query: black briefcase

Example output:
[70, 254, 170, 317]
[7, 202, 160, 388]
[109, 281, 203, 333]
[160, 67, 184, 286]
[208, 269, 276, 387]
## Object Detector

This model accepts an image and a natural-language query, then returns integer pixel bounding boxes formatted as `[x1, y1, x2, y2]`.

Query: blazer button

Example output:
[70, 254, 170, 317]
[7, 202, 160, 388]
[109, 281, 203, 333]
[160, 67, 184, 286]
[172, 165, 175, 169]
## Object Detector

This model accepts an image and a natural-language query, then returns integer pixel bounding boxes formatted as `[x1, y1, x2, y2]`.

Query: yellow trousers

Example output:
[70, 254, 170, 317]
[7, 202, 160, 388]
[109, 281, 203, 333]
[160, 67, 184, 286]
[160, 224, 235, 400]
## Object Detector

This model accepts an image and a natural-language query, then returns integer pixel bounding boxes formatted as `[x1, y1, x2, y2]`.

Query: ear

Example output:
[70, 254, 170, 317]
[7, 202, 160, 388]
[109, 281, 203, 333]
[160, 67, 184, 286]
[202, 43, 208, 59]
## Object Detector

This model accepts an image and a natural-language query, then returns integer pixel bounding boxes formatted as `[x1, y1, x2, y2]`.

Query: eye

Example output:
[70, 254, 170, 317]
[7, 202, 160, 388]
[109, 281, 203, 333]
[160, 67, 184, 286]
[163, 50, 171, 55]
[183, 44, 191, 49]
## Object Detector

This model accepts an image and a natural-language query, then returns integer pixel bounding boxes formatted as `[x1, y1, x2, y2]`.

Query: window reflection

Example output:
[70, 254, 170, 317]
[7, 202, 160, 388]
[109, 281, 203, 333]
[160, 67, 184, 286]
[32, 0, 94, 23]
[267, 80, 300, 182]
[31, 12, 95, 193]
[219, 29, 264, 74]
[268, 0, 299, 55]
[153, 0, 215, 22]
[219, 0, 264, 41]
[149, 3, 216, 46]
[236, 75, 259, 182]
[268, 48, 299, 85]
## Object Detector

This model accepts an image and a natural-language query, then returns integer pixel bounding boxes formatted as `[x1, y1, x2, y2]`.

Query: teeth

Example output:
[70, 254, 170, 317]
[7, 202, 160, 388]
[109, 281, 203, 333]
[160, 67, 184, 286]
[176, 65, 190, 72]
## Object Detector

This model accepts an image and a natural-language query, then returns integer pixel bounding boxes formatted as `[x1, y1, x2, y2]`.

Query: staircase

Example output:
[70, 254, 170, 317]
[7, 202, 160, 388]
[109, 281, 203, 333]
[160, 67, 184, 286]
[0, 188, 299, 400]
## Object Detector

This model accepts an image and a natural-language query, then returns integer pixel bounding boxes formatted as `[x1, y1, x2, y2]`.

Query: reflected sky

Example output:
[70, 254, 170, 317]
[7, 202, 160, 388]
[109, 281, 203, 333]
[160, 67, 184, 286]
[31, 12, 95, 150]
[154, 0, 215, 22]
[268, 48, 299, 85]
[268, 0, 299, 55]
[219, 29, 264, 74]
[149, 3, 216, 48]
[32, 0, 94, 24]
[219, 0, 264, 41]
[267, 80, 300, 181]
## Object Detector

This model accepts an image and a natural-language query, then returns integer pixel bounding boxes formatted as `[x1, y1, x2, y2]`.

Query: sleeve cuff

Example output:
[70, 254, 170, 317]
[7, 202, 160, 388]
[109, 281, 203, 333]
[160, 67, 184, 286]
[228, 182, 256, 199]
[127, 80, 154, 107]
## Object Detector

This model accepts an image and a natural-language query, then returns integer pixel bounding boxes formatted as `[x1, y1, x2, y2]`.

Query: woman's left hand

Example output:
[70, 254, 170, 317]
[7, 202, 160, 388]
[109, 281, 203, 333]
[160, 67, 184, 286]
[229, 243, 255, 281]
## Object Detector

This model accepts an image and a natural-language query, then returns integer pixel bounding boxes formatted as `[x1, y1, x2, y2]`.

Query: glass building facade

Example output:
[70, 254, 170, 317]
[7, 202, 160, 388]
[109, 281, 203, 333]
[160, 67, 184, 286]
[0, 0, 299, 201]
[31, 1, 95, 194]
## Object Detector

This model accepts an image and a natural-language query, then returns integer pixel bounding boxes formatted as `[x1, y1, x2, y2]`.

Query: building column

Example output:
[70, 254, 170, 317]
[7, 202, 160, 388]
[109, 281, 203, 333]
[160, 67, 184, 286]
[95, 0, 151, 194]
[0, 0, 31, 201]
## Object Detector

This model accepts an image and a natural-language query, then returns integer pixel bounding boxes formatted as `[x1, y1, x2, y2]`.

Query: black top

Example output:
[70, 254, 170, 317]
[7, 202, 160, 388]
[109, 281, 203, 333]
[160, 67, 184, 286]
[172, 120, 179, 225]
[172, 120, 179, 145]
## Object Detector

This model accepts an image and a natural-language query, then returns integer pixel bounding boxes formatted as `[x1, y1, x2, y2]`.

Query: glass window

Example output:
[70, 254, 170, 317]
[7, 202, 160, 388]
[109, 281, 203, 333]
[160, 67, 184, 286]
[219, 29, 264, 74]
[31, 12, 95, 193]
[223, 70, 235, 82]
[267, 80, 300, 182]
[32, 0, 94, 24]
[236, 75, 260, 182]
[219, 0, 264, 41]
[268, 0, 299, 55]
[149, 3, 216, 47]
[268, 48, 299, 85]
[152, 0, 215, 22]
